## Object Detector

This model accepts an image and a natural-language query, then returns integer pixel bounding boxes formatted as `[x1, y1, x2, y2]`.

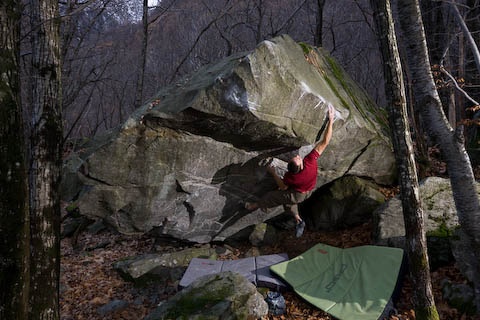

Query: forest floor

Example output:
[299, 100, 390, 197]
[60, 212, 479, 320]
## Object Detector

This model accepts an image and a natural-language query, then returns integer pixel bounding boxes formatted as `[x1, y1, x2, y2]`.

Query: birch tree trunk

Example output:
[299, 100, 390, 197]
[28, 0, 63, 318]
[397, 0, 480, 310]
[369, 1, 439, 318]
[0, 1, 30, 319]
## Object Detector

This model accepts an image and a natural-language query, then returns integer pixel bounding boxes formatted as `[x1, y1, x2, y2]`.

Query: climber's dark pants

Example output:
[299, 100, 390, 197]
[257, 188, 312, 218]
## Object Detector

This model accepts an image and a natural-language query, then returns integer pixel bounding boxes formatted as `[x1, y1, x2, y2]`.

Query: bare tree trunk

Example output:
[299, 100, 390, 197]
[451, 2, 480, 75]
[397, 0, 480, 310]
[370, 1, 440, 319]
[0, 1, 30, 319]
[314, 0, 325, 47]
[28, 0, 63, 318]
[458, 32, 465, 123]
[134, 0, 148, 108]
[255, 0, 264, 44]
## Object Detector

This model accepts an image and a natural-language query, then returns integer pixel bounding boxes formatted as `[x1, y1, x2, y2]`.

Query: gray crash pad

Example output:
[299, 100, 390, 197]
[256, 253, 291, 288]
[179, 253, 289, 290]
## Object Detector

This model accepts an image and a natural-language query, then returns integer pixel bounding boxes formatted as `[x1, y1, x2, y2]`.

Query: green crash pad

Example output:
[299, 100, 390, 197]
[270, 243, 404, 320]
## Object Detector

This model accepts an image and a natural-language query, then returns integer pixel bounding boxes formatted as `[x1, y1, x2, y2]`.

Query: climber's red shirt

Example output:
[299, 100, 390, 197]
[283, 149, 319, 193]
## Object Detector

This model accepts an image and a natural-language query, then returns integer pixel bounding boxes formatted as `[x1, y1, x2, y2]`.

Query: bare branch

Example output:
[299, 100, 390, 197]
[440, 65, 480, 106]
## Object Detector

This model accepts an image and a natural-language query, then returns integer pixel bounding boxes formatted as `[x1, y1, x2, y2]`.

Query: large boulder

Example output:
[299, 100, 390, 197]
[63, 34, 395, 243]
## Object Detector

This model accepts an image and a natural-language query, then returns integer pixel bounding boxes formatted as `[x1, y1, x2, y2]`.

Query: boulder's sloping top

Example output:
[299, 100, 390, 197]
[64, 35, 395, 243]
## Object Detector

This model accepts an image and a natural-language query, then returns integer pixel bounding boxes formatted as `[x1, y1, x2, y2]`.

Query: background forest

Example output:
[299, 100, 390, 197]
[50, 0, 480, 169]
[59, 0, 384, 139]
[57, 0, 480, 165]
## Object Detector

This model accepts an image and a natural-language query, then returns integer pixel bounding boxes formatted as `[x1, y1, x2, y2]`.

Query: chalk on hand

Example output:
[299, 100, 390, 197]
[327, 103, 341, 123]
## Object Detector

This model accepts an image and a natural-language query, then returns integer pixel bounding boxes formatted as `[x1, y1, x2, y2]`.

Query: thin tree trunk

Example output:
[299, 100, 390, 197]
[256, 0, 264, 44]
[0, 1, 30, 319]
[314, 0, 325, 47]
[458, 32, 465, 123]
[370, 1, 439, 319]
[397, 0, 480, 310]
[451, 2, 480, 75]
[134, 0, 148, 108]
[28, 0, 63, 318]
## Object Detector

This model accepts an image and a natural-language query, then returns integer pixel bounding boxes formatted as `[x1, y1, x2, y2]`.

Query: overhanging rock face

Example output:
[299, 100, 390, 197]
[64, 34, 395, 243]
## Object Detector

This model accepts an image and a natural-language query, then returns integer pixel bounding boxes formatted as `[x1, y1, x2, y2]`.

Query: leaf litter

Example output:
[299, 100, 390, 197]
[60, 216, 478, 319]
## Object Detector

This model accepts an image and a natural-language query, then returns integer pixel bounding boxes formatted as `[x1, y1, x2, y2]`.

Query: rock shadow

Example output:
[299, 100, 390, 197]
[211, 151, 293, 233]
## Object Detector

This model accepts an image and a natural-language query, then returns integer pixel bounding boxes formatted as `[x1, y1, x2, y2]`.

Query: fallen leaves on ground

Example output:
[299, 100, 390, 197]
[61, 219, 479, 320]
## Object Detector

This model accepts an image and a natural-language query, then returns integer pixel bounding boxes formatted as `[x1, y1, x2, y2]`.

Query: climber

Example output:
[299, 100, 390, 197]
[245, 104, 335, 237]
